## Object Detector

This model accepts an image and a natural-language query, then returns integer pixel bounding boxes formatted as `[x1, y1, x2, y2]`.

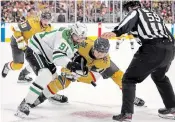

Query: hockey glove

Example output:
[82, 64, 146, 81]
[16, 36, 27, 50]
[66, 62, 88, 76]
[61, 68, 80, 82]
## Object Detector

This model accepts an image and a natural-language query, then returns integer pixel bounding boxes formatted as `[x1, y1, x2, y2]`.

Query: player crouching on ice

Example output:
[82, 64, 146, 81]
[47, 38, 145, 106]
[23, 38, 145, 113]
[15, 21, 88, 118]
[1, 11, 53, 83]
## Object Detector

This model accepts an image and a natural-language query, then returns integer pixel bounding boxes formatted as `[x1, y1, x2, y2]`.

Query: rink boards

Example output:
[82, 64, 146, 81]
[1, 23, 175, 42]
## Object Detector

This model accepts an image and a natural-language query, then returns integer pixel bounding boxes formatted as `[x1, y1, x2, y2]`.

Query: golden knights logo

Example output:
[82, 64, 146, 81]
[103, 56, 109, 64]
[80, 41, 88, 48]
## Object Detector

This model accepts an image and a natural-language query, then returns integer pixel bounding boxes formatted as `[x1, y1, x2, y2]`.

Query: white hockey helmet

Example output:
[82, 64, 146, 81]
[70, 21, 87, 38]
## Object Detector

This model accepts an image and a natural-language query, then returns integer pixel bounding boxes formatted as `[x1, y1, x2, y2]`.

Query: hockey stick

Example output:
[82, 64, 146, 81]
[80, 57, 85, 76]
[80, 57, 96, 87]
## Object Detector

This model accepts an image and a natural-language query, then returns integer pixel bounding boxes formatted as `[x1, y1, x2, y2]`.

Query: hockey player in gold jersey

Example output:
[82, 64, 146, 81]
[29, 37, 145, 108]
[1, 11, 52, 83]
[116, 33, 135, 50]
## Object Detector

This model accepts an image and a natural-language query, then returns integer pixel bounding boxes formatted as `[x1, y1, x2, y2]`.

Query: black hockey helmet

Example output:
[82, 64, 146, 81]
[41, 11, 52, 20]
[123, 0, 141, 12]
[93, 38, 110, 53]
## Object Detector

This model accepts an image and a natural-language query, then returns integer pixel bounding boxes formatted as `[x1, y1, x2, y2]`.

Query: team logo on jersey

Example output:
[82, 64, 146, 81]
[103, 56, 108, 64]
[80, 42, 88, 48]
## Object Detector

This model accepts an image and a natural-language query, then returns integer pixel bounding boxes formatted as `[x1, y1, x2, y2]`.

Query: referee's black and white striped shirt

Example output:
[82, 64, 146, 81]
[112, 8, 174, 44]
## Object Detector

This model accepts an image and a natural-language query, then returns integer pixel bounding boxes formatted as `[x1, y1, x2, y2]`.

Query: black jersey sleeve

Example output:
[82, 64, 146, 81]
[112, 10, 139, 37]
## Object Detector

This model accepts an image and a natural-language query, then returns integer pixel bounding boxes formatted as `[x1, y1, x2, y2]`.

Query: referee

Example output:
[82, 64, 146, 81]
[101, 1, 175, 121]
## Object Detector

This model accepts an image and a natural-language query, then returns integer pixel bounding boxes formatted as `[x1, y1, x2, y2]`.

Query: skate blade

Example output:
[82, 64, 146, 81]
[135, 105, 147, 108]
[14, 110, 28, 119]
[158, 113, 175, 120]
[48, 99, 68, 105]
[113, 119, 131, 122]
[17, 80, 31, 83]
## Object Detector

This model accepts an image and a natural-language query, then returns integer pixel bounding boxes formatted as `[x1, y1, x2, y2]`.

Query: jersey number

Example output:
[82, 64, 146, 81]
[146, 12, 160, 22]
[59, 42, 69, 52]
[20, 23, 27, 28]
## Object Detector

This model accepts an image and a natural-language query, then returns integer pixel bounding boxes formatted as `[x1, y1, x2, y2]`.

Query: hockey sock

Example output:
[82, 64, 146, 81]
[42, 75, 71, 98]
[8, 61, 23, 70]
[20, 66, 31, 76]
[25, 68, 52, 104]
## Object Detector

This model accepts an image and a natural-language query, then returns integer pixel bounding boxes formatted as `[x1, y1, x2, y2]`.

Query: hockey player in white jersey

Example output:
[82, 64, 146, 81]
[15, 22, 88, 118]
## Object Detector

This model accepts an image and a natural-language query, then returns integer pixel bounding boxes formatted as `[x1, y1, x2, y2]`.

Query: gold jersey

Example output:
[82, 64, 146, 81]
[78, 39, 110, 72]
[116, 34, 135, 40]
[11, 17, 52, 44]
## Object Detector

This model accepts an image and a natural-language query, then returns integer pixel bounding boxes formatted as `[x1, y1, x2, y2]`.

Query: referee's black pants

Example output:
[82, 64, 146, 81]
[121, 42, 175, 114]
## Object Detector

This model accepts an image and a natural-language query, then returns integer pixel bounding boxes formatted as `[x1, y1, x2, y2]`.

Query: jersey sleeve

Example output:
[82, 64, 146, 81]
[125, 34, 135, 40]
[11, 20, 31, 39]
[52, 37, 72, 67]
[112, 10, 139, 37]
[92, 55, 110, 73]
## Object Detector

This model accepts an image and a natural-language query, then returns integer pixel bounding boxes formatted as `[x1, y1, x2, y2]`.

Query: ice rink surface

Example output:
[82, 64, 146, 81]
[1, 41, 175, 122]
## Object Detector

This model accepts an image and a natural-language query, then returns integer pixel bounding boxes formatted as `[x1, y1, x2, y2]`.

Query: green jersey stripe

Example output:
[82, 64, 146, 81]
[53, 54, 65, 60]
[33, 35, 51, 64]
[53, 51, 67, 56]
[33, 52, 45, 68]
[30, 39, 40, 50]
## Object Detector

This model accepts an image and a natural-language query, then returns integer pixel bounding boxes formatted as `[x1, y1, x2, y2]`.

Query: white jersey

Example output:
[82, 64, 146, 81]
[28, 28, 78, 67]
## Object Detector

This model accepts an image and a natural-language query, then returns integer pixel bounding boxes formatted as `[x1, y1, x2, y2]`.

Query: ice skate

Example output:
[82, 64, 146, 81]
[48, 94, 68, 104]
[17, 71, 32, 83]
[113, 113, 132, 122]
[158, 107, 175, 120]
[15, 99, 30, 118]
[30, 93, 47, 108]
[2, 63, 10, 78]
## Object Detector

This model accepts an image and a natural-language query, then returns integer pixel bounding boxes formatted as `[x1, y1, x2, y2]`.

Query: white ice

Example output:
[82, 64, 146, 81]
[1, 41, 175, 122]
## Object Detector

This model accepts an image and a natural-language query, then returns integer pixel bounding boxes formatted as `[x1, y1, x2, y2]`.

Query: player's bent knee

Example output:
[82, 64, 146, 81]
[151, 73, 167, 82]
[10, 61, 23, 70]
[122, 76, 140, 84]
[36, 68, 53, 87]
[47, 76, 71, 95]
[122, 79, 132, 84]
[27, 68, 53, 102]
[77, 71, 96, 84]
[122, 83, 136, 90]
[151, 73, 158, 81]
